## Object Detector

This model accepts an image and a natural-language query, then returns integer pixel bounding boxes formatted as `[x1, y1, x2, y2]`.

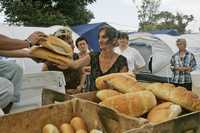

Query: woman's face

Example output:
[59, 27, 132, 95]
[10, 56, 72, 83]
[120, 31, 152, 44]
[99, 29, 112, 50]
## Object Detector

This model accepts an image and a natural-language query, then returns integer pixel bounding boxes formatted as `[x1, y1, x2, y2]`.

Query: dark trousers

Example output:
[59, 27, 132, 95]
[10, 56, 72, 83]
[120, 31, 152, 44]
[173, 83, 192, 91]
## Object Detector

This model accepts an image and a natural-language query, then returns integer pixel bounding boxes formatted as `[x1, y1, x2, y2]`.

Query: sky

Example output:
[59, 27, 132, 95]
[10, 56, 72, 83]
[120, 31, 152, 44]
[87, 0, 200, 32]
[1, 0, 200, 32]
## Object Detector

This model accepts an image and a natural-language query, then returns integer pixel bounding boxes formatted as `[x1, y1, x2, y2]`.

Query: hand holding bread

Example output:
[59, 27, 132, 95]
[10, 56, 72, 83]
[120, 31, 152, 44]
[30, 36, 73, 66]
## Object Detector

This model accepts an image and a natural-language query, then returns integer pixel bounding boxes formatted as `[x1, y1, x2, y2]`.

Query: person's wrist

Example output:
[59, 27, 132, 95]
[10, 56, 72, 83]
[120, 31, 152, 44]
[25, 38, 32, 48]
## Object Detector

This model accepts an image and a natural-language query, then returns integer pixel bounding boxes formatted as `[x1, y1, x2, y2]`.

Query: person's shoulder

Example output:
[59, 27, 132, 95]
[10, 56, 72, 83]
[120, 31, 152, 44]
[172, 52, 179, 57]
[186, 50, 194, 55]
[118, 54, 127, 61]
[89, 52, 100, 58]
[128, 47, 141, 54]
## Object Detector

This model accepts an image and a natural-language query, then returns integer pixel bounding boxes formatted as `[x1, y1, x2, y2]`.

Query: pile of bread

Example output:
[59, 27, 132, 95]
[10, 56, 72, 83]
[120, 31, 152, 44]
[42, 116, 102, 133]
[95, 72, 200, 124]
[30, 36, 72, 65]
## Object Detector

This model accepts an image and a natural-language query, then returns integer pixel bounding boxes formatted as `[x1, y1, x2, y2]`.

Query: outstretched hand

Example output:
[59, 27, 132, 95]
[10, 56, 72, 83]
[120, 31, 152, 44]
[27, 31, 47, 46]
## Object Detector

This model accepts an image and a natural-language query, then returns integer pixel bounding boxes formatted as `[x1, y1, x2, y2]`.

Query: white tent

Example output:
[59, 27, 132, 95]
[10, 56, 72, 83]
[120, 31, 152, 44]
[0, 24, 79, 40]
[0, 24, 80, 74]
[129, 33, 200, 78]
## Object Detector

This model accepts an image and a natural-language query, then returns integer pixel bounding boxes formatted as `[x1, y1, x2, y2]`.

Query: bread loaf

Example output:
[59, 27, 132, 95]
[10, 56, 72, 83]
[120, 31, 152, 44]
[70, 117, 87, 131]
[76, 129, 88, 133]
[90, 129, 103, 133]
[41, 36, 73, 58]
[95, 72, 135, 90]
[100, 91, 157, 117]
[42, 124, 60, 133]
[147, 102, 182, 124]
[96, 89, 121, 101]
[30, 47, 72, 66]
[145, 83, 200, 111]
[95, 72, 144, 93]
[60, 123, 74, 133]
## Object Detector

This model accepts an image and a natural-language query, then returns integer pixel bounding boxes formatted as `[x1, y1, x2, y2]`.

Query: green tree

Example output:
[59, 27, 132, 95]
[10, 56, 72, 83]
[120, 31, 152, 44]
[175, 12, 194, 33]
[137, 0, 194, 34]
[0, 0, 96, 27]
[137, 0, 161, 31]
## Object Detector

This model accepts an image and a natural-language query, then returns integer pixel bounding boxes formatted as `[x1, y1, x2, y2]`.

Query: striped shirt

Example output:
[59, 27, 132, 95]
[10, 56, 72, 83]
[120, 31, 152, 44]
[170, 50, 196, 83]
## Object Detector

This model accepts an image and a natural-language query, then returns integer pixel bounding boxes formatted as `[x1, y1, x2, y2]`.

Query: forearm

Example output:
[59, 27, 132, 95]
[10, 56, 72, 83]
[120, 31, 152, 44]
[79, 74, 87, 86]
[0, 35, 28, 50]
[0, 49, 30, 58]
[70, 55, 90, 69]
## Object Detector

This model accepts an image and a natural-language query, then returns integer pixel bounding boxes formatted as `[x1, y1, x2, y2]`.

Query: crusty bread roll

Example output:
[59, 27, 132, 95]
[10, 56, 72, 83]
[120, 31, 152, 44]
[30, 47, 72, 66]
[76, 129, 88, 133]
[96, 89, 122, 101]
[147, 102, 182, 124]
[41, 36, 73, 58]
[89, 129, 103, 133]
[95, 72, 144, 93]
[70, 117, 87, 132]
[42, 124, 60, 133]
[60, 123, 74, 133]
[145, 83, 200, 111]
[100, 91, 157, 117]
[96, 72, 135, 90]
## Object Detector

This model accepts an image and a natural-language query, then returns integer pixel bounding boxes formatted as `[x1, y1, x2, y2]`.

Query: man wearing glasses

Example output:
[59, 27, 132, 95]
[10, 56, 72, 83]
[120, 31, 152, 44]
[170, 38, 196, 90]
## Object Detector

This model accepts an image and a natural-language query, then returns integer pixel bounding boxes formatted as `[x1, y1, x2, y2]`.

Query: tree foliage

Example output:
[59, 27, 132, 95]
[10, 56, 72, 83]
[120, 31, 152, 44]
[137, 0, 194, 34]
[0, 0, 96, 27]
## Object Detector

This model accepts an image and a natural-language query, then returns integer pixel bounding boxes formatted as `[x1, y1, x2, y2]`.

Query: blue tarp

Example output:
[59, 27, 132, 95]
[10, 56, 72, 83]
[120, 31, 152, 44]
[72, 22, 111, 52]
[129, 29, 179, 36]
[149, 29, 179, 36]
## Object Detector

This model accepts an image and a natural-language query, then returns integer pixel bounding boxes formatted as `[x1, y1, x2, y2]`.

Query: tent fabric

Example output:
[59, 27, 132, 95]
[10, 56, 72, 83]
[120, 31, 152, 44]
[0, 24, 79, 41]
[72, 22, 110, 52]
[129, 32, 200, 78]
[129, 33, 174, 77]
[128, 29, 179, 36]
[150, 29, 179, 36]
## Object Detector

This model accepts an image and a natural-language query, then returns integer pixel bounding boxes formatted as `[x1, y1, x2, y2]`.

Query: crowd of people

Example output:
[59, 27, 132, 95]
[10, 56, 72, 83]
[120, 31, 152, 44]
[0, 25, 197, 114]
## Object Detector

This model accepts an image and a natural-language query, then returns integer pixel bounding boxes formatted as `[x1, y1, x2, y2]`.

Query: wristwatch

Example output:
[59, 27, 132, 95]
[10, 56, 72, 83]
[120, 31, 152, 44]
[25, 38, 32, 48]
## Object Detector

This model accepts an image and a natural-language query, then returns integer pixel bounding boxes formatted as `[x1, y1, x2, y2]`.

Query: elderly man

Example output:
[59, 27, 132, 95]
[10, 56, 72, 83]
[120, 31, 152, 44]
[0, 32, 46, 113]
[170, 38, 196, 90]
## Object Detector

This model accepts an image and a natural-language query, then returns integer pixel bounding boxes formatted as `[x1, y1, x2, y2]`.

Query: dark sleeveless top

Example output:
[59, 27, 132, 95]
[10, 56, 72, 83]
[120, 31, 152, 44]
[88, 52, 128, 91]
[46, 53, 80, 90]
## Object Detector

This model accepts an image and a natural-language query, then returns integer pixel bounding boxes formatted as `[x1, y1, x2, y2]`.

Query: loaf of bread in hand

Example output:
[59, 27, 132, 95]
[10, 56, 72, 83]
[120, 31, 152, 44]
[147, 102, 182, 124]
[96, 89, 122, 101]
[30, 46, 72, 66]
[145, 83, 200, 111]
[100, 91, 157, 117]
[95, 72, 144, 93]
[41, 36, 73, 58]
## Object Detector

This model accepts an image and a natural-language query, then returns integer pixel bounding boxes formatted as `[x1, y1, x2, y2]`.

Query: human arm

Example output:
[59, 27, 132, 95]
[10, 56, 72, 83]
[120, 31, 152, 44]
[184, 53, 197, 72]
[57, 54, 91, 70]
[42, 63, 49, 71]
[0, 49, 31, 58]
[0, 32, 47, 50]
[120, 66, 128, 72]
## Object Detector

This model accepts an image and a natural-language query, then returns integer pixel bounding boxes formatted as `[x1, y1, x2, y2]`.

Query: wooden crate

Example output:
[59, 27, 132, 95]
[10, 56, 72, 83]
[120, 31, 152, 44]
[125, 111, 200, 133]
[42, 88, 200, 133]
[0, 98, 148, 133]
